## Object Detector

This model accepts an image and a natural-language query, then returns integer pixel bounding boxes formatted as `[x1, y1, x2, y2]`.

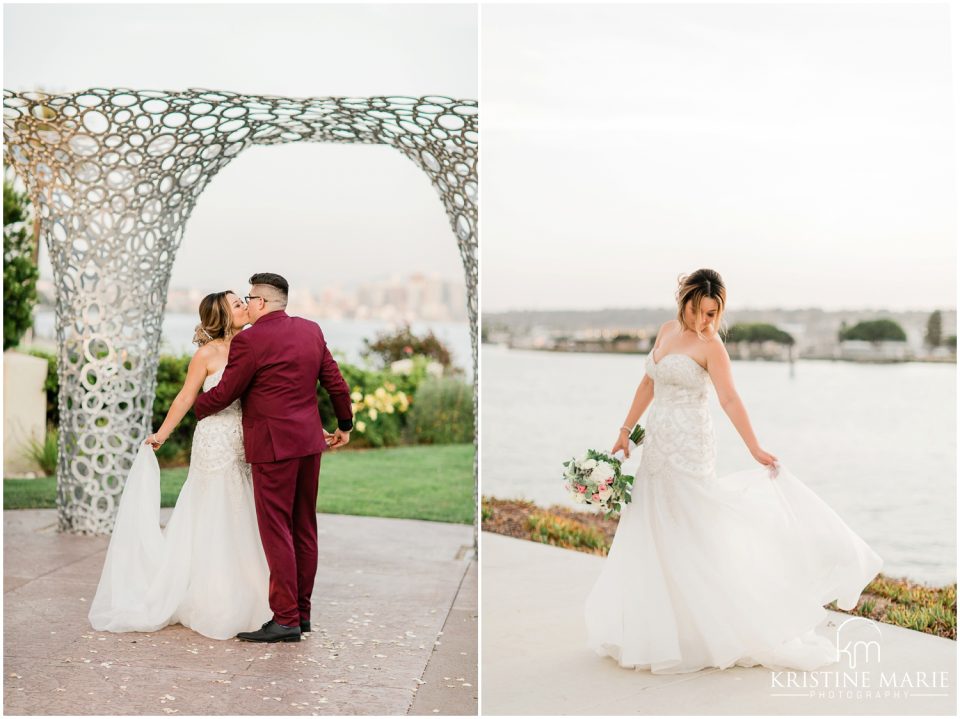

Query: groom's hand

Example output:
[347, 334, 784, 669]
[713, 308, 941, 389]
[327, 428, 351, 449]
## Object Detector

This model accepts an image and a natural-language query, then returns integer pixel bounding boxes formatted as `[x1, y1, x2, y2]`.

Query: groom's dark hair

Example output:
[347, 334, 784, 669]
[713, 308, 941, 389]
[249, 272, 289, 300]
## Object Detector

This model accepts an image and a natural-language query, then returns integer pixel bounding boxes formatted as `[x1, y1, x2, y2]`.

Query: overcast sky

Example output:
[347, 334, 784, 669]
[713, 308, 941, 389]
[4, 3, 477, 294]
[482, 2, 957, 312]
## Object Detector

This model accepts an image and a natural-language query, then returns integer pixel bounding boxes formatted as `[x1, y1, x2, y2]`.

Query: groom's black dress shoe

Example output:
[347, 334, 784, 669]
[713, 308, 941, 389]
[237, 620, 301, 643]
[300, 621, 311, 634]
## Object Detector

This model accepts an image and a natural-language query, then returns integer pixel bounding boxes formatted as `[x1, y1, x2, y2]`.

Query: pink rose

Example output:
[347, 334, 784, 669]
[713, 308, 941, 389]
[591, 493, 601, 502]
[577, 485, 587, 493]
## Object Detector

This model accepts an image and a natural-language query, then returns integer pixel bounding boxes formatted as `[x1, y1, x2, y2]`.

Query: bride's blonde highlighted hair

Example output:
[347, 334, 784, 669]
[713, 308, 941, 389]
[193, 291, 236, 347]
[676, 269, 726, 339]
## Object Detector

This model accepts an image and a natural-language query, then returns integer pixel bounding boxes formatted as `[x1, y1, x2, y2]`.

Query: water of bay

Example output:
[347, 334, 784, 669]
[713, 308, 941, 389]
[480, 345, 956, 586]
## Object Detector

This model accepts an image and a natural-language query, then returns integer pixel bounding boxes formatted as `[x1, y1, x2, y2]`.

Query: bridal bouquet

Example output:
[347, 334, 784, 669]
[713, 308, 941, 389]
[562, 424, 645, 518]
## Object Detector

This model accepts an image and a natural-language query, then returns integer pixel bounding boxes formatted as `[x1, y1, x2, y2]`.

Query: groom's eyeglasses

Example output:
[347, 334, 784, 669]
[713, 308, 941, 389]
[243, 296, 263, 304]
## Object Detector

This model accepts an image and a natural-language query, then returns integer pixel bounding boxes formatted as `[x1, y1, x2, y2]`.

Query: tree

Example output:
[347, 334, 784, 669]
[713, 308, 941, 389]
[839, 319, 907, 343]
[723, 323, 795, 345]
[3, 179, 39, 351]
[362, 324, 454, 369]
[925, 310, 943, 349]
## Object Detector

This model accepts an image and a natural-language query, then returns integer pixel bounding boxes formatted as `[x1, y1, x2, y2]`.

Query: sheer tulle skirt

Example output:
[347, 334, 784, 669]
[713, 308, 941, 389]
[584, 463, 883, 673]
[89, 437, 271, 640]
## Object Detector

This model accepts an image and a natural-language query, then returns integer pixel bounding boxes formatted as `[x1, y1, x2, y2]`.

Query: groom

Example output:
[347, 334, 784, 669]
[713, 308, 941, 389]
[194, 272, 354, 643]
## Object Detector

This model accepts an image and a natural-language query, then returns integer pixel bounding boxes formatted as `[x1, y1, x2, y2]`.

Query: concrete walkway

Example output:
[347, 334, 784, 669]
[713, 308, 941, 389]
[3, 509, 476, 716]
[408, 557, 477, 715]
[481, 532, 957, 716]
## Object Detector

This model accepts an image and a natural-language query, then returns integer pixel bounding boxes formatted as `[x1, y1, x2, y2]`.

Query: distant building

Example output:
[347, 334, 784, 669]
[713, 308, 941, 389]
[726, 340, 793, 361]
[838, 340, 910, 362]
[155, 273, 468, 324]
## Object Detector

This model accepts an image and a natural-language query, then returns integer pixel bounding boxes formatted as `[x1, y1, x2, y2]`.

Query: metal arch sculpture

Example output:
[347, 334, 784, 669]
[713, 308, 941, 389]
[3, 88, 478, 534]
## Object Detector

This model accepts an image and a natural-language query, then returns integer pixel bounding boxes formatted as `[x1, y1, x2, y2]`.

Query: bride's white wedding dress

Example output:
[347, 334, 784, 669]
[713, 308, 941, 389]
[89, 367, 271, 640]
[585, 352, 883, 673]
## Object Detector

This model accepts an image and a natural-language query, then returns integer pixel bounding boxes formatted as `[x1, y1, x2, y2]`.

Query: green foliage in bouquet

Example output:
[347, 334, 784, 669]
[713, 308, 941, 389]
[562, 424, 645, 519]
[562, 448, 635, 519]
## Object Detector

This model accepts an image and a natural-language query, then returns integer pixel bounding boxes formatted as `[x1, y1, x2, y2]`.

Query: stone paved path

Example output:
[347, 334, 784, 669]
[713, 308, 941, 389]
[4, 509, 476, 716]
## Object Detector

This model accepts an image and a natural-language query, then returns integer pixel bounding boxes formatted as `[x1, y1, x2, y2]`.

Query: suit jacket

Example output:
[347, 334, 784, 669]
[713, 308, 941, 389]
[194, 310, 353, 464]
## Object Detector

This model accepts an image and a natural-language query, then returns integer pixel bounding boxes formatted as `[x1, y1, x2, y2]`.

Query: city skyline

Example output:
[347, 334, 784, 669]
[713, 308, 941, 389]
[35, 270, 470, 324]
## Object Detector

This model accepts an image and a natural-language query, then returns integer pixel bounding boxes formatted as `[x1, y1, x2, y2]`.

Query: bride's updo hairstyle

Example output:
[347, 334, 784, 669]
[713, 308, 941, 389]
[676, 269, 727, 339]
[193, 291, 235, 347]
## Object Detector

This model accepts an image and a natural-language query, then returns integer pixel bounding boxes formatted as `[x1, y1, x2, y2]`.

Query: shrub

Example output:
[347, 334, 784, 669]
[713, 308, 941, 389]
[362, 324, 455, 370]
[3, 180, 39, 351]
[151, 354, 196, 460]
[527, 512, 609, 554]
[405, 377, 474, 445]
[317, 358, 425, 448]
[22, 426, 58, 475]
[32, 346, 447, 461]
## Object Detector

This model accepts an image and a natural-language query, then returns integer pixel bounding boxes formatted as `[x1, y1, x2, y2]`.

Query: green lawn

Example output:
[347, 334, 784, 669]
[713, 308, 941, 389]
[4, 444, 475, 524]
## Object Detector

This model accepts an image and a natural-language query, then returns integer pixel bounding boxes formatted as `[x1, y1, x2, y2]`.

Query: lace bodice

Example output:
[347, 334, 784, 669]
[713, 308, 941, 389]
[637, 351, 717, 488]
[191, 366, 245, 473]
[646, 352, 710, 406]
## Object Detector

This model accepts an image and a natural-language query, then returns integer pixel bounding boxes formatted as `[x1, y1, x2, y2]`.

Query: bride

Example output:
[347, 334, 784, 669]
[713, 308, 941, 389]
[89, 290, 272, 640]
[585, 268, 883, 673]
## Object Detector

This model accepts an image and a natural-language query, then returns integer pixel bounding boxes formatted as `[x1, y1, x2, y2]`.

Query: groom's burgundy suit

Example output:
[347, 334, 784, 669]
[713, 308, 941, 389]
[194, 310, 353, 627]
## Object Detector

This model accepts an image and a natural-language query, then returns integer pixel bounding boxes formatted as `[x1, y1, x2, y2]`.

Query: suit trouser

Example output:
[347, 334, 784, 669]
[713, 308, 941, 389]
[250, 453, 322, 627]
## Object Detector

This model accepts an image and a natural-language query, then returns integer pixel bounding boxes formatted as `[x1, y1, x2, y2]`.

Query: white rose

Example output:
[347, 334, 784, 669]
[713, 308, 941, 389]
[597, 486, 613, 502]
[573, 492, 587, 504]
[581, 459, 597, 470]
[590, 462, 615, 483]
